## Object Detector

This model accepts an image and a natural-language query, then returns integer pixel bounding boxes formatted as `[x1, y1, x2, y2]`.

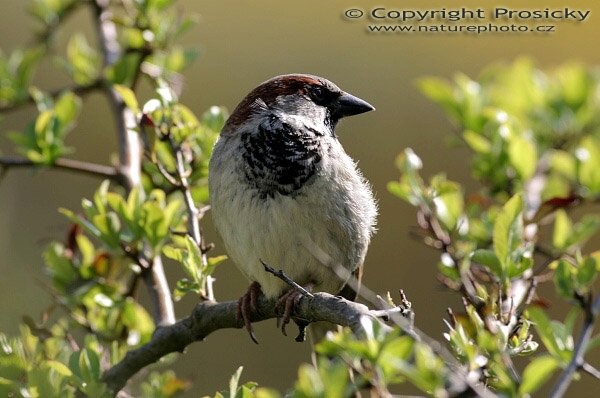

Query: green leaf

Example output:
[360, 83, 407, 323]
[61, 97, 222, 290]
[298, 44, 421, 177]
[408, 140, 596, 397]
[575, 256, 598, 292]
[519, 355, 559, 394]
[528, 307, 571, 362]
[0, 376, 18, 396]
[206, 255, 227, 275]
[162, 245, 183, 262]
[76, 235, 95, 267]
[550, 150, 576, 179]
[553, 260, 575, 299]
[0, 47, 44, 104]
[121, 299, 155, 345]
[564, 308, 580, 335]
[553, 209, 572, 250]
[35, 110, 54, 137]
[59, 208, 102, 240]
[471, 249, 502, 277]
[438, 260, 460, 282]
[173, 278, 200, 301]
[564, 215, 600, 249]
[45, 360, 73, 377]
[173, 15, 200, 38]
[417, 77, 460, 122]
[387, 181, 412, 204]
[164, 47, 199, 73]
[319, 360, 351, 398]
[105, 53, 141, 85]
[183, 236, 202, 283]
[54, 91, 82, 131]
[140, 371, 191, 397]
[463, 130, 491, 153]
[43, 243, 76, 290]
[408, 343, 446, 392]
[229, 366, 243, 397]
[68, 351, 81, 380]
[27, 363, 64, 398]
[396, 148, 423, 172]
[201, 106, 228, 132]
[0, 354, 30, 380]
[508, 134, 537, 180]
[577, 137, 600, 195]
[431, 176, 464, 230]
[66, 34, 100, 85]
[126, 186, 143, 225]
[379, 336, 414, 381]
[493, 194, 523, 276]
[78, 348, 101, 383]
[294, 364, 322, 396]
[114, 85, 139, 113]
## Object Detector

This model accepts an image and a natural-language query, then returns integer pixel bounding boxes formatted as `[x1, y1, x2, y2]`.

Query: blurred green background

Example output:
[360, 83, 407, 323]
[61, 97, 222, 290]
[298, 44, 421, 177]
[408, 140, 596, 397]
[1, 0, 600, 395]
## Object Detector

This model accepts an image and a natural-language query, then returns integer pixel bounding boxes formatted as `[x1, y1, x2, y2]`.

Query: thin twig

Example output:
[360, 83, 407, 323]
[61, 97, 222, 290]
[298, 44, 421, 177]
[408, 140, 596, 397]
[260, 259, 314, 298]
[549, 294, 600, 398]
[197, 205, 211, 219]
[32, 0, 83, 45]
[581, 362, 600, 381]
[0, 79, 103, 114]
[169, 136, 214, 300]
[154, 159, 180, 186]
[370, 307, 411, 319]
[0, 156, 119, 180]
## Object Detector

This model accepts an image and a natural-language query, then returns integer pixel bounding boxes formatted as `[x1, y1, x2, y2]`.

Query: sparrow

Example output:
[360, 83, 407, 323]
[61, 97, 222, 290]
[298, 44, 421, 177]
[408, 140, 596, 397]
[208, 74, 377, 342]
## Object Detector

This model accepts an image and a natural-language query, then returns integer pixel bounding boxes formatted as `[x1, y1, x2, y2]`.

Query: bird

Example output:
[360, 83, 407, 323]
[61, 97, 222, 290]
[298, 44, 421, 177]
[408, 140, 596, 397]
[208, 74, 377, 343]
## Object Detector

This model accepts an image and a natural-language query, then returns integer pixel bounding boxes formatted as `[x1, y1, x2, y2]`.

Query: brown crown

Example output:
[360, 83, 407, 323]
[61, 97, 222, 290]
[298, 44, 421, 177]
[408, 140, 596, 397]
[223, 74, 335, 133]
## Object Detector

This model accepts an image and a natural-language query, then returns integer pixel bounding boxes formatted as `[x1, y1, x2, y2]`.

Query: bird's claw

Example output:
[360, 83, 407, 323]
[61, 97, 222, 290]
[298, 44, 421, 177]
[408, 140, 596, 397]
[276, 288, 308, 337]
[236, 281, 262, 344]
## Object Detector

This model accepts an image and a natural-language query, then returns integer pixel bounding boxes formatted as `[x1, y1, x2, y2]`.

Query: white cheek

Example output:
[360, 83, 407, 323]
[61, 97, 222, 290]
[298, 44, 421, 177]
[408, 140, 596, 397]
[273, 95, 329, 131]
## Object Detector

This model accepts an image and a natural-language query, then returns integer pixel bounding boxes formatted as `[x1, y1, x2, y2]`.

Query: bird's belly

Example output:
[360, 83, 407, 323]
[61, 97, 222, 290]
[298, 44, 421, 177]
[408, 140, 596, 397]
[212, 183, 354, 298]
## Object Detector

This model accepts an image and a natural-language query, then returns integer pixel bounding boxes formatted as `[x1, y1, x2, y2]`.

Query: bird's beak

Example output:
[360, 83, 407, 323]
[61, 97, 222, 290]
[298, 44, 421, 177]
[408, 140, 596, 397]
[331, 92, 375, 119]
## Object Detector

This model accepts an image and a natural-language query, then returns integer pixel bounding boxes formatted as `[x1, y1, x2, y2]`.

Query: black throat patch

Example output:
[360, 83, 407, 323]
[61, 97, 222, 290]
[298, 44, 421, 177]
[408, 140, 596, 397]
[240, 120, 323, 198]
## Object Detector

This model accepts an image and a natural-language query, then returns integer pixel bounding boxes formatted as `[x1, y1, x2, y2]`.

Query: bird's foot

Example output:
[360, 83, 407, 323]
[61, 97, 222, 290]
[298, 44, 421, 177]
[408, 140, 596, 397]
[236, 281, 262, 344]
[276, 284, 313, 338]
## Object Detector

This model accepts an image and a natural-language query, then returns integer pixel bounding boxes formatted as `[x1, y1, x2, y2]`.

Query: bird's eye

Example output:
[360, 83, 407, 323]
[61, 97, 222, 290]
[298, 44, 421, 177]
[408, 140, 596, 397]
[310, 86, 327, 103]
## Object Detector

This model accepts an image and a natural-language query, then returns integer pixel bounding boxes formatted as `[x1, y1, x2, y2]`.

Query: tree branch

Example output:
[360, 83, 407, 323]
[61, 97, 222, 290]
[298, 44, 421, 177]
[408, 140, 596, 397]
[581, 362, 600, 381]
[549, 294, 600, 398]
[102, 293, 392, 394]
[102, 292, 494, 398]
[92, 0, 175, 326]
[142, 256, 175, 326]
[0, 79, 103, 114]
[33, 0, 83, 45]
[169, 136, 215, 300]
[0, 156, 119, 180]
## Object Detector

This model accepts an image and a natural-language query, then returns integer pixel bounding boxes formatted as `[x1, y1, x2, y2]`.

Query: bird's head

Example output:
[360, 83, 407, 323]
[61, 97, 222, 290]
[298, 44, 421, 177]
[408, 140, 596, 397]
[223, 74, 374, 134]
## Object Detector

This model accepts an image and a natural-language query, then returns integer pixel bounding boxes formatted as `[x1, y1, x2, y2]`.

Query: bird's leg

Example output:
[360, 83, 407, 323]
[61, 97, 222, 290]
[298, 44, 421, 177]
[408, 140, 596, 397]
[260, 260, 315, 340]
[276, 284, 314, 337]
[236, 281, 262, 344]
[294, 318, 310, 342]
